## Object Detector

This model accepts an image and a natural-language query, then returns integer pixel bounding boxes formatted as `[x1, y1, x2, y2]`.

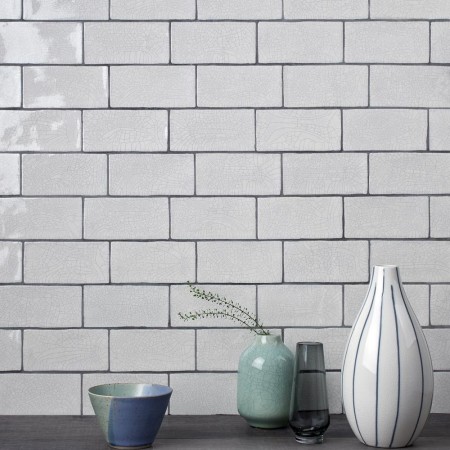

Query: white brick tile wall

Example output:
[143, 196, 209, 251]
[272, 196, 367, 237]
[83, 373, 168, 415]
[0, 0, 21, 19]
[171, 197, 255, 239]
[285, 241, 369, 282]
[170, 284, 256, 328]
[24, 242, 109, 284]
[0, 286, 81, 327]
[431, 197, 450, 237]
[197, 0, 281, 20]
[170, 373, 237, 414]
[284, 66, 368, 107]
[258, 197, 342, 239]
[22, 154, 107, 195]
[345, 196, 429, 238]
[84, 23, 169, 64]
[84, 198, 169, 240]
[432, 373, 450, 413]
[258, 22, 343, 63]
[111, 242, 195, 283]
[0, 374, 80, 415]
[110, 0, 196, 20]
[109, 154, 194, 195]
[197, 329, 259, 371]
[0, 154, 20, 195]
[83, 110, 167, 152]
[284, 0, 368, 19]
[0, 330, 21, 371]
[0, 67, 21, 107]
[345, 284, 429, 327]
[345, 22, 429, 63]
[257, 110, 341, 152]
[431, 285, 450, 326]
[283, 153, 367, 195]
[424, 329, 450, 370]
[371, 241, 450, 282]
[24, 329, 108, 371]
[172, 23, 255, 64]
[343, 109, 427, 151]
[23, 0, 109, 19]
[0, 242, 22, 283]
[110, 330, 195, 371]
[3, 0, 450, 415]
[370, 153, 450, 194]
[0, 111, 81, 152]
[196, 153, 281, 195]
[84, 285, 168, 327]
[170, 110, 254, 152]
[197, 66, 282, 107]
[258, 285, 342, 326]
[23, 66, 108, 108]
[197, 241, 282, 283]
[371, 0, 450, 19]
[0, 198, 82, 239]
[0, 22, 81, 64]
[431, 23, 450, 63]
[430, 110, 450, 151]
[371, 66, 450, 107]
[110, 66, 195, 108]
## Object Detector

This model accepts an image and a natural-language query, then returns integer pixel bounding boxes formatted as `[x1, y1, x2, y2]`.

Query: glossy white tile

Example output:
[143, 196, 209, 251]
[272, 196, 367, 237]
[23, 0, 108, 19]
[0, 67, 21, 107]
[23, 66, 108, 108]
[0, 155, 20, 195]
[0, 242, 22, 283]
[0, 111, 81, 152]
[0, 22, 82, 63]
[0, 198, 82, 239]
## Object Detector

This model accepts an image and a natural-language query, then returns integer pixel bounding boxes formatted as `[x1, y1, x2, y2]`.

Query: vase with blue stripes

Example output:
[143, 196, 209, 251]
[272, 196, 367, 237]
[342, 265, 433, 448]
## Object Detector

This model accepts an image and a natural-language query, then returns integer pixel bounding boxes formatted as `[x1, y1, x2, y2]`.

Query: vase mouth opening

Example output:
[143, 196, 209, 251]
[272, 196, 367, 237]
[255, 334, 281, 344]
[374, 264, 398, 269]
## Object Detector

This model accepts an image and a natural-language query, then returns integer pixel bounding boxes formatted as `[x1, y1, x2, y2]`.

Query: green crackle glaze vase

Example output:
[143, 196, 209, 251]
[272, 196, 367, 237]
[237, 334, 294, 429]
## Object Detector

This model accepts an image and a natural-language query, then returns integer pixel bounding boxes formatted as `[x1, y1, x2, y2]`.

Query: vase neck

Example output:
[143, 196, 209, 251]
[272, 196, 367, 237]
[371, 265, 401, 287]
[254, 334, 282, 345]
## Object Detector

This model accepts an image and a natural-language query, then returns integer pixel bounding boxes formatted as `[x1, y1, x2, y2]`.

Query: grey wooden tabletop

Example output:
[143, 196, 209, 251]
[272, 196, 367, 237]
[1, 414, 449, 449]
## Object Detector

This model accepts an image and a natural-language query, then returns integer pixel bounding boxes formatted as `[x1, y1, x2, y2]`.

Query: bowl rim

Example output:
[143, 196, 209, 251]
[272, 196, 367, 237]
[88, 383, 173, 399]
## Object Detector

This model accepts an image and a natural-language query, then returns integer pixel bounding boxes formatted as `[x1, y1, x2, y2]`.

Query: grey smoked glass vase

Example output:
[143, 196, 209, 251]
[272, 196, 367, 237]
[289, 342, 330, 444]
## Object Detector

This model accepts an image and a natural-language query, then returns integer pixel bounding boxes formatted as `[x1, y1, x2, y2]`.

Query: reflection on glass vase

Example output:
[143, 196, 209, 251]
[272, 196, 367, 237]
[289, 342, 330, 444]
[237, 334, 294, 429]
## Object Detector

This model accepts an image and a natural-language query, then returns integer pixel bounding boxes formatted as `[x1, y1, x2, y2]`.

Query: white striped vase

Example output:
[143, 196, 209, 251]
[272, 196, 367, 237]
[342, 265, 433, 448]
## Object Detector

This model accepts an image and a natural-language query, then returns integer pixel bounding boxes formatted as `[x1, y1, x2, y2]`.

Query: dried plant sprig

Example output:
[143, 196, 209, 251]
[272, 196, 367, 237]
[178, 283, 270, 335]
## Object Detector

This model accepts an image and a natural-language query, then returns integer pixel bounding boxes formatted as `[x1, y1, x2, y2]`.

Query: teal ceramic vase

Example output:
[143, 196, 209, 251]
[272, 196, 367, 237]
[237, 334, 294, 429]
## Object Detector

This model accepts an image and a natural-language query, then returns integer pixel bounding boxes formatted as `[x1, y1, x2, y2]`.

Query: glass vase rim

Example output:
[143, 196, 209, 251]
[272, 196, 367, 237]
[295, 341, 323, 347]
[253, 333, 282, 343]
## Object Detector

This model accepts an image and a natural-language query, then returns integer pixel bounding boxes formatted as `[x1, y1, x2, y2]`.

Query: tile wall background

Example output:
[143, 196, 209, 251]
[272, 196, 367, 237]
[1, 0, 450, 415]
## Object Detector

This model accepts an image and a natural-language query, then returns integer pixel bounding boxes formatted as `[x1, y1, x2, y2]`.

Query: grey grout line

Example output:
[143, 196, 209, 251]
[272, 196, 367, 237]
[280, 153, 284, 195]
[255, 22, 259, 63]
[168, 197, 172, 240]
[169, 22, 172, 64]
[81, 23, 85, 64]
[367, 65, 371, 106]
[342, 285, 345, 326]
[281, 65, 285, 107]
[20, 329, 24, 371]
[343, 22, 346, 63]
[81, 285, 85, 327]
[368, 0, 371, 19]
[429, 21, 432, 63]
[108, 329, 111, 371]
[340, 109, 344, 150]
[426, 109, 430, 150]
[342, 197, 345, 238]
[194, 329, 198, 370]
[195, 0, 198, 20]
[253, 108, 257, 150]
[428, 284, 432, 326]
[428, 196, 432, 238]
[80, 374, 83, 415]
[255, 197, 258, 239]
[281, 0, 284, 20]
[167, 109, 171, 151]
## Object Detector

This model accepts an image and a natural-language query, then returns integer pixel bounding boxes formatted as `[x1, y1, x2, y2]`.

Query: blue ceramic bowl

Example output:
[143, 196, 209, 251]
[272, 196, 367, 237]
[88, 383, 172, 449]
